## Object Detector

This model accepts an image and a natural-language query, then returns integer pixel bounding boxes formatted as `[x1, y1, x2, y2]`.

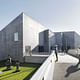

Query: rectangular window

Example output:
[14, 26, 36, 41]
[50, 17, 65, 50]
[14, 32, 18, 41]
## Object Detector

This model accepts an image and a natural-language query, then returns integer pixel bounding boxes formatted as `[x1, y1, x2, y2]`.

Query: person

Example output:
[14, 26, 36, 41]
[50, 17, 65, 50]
[54, 45, 58, 62]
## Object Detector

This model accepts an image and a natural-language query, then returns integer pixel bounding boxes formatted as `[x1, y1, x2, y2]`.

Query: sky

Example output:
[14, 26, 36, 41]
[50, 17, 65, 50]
[0, 0, 80, 34]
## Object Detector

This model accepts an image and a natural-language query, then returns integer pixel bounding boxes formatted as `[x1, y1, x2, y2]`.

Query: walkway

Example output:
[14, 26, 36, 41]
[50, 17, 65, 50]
[53, 54, 80, 80]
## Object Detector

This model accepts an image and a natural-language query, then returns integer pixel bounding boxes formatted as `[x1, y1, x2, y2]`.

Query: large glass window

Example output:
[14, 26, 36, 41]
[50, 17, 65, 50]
[14, 32, 18, 41]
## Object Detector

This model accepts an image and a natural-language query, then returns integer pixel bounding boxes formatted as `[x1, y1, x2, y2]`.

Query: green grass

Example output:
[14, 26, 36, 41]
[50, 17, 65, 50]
[0, 62, 40, 80]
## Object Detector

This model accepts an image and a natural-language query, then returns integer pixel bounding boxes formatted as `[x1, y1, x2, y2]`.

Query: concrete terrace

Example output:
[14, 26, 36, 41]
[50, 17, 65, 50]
[53, 54, 80, 80]
[30, 52, 80, 80]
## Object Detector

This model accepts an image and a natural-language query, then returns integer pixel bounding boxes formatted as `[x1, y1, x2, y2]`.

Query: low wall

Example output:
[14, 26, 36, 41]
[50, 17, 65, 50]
[32, 52, 49, 55]
[68, 49, 77, 54]
[68, 49, 78, 56]
[24, 56, 48, 63]
[68, 49, 80, 58]
[30, 51, 55, 80]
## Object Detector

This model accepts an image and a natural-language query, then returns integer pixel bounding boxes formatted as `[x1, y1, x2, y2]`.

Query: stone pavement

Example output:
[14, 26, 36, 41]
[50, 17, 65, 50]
[53, 53, 80, 80]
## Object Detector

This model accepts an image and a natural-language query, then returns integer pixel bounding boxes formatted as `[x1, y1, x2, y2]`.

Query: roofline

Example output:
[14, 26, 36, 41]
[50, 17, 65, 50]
[0, 12, 47, 32]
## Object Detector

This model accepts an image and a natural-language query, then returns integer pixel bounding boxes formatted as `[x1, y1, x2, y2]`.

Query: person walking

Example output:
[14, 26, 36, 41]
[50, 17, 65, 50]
[54, 45, 58, 62]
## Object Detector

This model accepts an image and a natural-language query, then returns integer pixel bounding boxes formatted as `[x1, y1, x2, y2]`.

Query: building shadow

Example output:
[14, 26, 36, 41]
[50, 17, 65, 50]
[65, 58, 80, 77]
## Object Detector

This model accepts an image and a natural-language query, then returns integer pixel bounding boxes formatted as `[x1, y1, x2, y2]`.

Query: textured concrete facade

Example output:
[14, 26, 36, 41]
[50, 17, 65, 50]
[23, 13, 46, 56]
[0, 14, 23, 60]
[39, 29, 55, 53]
[74, 32, 80, 48]
[54, 31, 80, 50]
[24, 56, 47, 63]
[0, 13, 46, 61]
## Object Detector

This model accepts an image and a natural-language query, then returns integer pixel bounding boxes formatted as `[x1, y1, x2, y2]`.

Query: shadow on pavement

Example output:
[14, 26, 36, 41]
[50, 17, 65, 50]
[65, 58, 80, 77]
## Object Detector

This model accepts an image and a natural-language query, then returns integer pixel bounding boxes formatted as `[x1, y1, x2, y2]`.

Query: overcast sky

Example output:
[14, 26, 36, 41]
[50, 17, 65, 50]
[0, 0, 80, 34]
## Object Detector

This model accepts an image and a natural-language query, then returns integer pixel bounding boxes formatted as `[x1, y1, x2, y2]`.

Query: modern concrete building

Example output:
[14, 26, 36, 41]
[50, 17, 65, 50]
[1, 12, 80, 62]
[39, 29, 55, 53]
[0, 12, 46, 61]
[54, 31, 80, 51]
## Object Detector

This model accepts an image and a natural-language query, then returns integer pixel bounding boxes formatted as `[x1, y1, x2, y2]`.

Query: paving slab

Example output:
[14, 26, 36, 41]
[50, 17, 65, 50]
[53, 63, 80, 80]
[55, 53, 79, 63]
[53, 54, 80, 80]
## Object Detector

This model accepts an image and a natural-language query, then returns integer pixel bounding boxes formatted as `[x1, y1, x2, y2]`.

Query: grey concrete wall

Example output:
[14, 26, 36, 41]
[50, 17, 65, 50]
[0, 12, 47, 61]
[0, 13, 23, 61]
[54, 31, 75, 50]
[39, 30, 49, 52]
[63, 32, 74, 49]
[55, 31, 80, 50]
[32, 52, 49, 55]
[23, 13, 46, 56]
[74, 32, 80, 48]
[49, 30, 55, 52]
[0, 30, 6, 60]
[24, 56, 47, 63]
[54, 32, 63, 49]
[39, 29, 55, 53]
[39, 31, 44, 46]
[44, 30, 49, 52]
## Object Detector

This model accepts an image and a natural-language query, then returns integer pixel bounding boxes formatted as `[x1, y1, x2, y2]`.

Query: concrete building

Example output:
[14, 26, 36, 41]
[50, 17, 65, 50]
[0, 12, 46, 61]
[54, 31, 80, 51]
[39, 30, 80, 53]
[1, 12, 80, 62]
[39, 29, 55, 53]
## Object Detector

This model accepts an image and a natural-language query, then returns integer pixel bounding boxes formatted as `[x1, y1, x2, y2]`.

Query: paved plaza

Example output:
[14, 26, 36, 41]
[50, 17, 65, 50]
[53, 54, 80, 80]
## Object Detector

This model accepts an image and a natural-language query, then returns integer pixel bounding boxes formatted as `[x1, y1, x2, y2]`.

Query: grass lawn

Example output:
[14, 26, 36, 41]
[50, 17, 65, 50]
[0, 62, 40, 80]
